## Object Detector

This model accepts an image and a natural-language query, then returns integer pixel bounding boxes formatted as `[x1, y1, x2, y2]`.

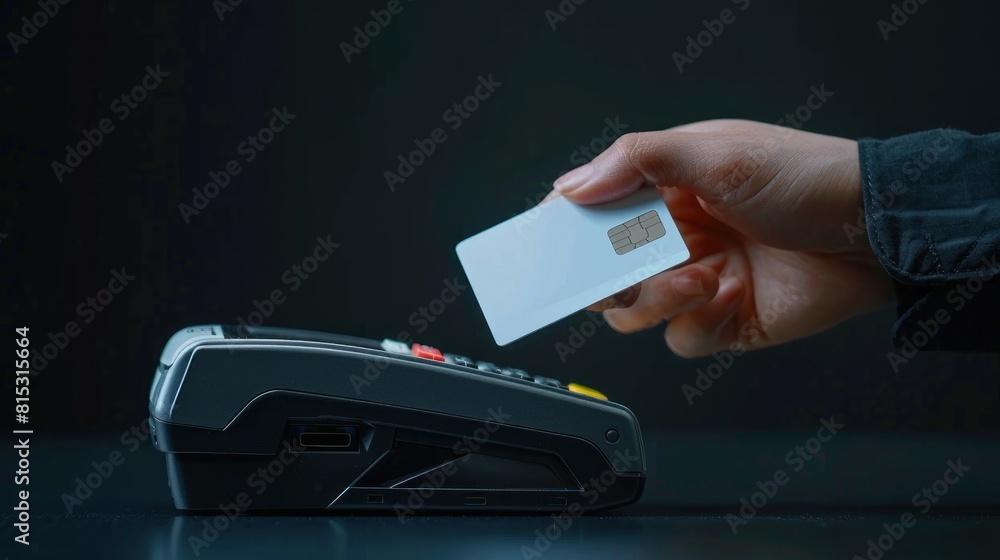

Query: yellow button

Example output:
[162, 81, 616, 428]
[567, 383, 607, 400]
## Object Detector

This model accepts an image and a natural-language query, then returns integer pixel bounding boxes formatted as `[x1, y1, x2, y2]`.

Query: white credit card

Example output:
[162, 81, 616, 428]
[456, 188, 690, 345]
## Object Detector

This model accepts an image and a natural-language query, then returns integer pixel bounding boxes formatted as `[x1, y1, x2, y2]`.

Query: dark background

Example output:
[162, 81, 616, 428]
[3, 0, 999, 436]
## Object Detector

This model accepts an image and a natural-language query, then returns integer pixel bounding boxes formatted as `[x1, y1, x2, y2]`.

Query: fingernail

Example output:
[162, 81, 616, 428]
[554, 163, 594, 193]
[598, 298, 621, 311]
[613, 285, 641, 308]
[713, 278, 745, 334]
[673, 273, 705, 297]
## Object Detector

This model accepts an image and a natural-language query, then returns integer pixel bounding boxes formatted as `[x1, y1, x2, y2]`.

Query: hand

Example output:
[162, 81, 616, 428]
[550, 119, 894, 357]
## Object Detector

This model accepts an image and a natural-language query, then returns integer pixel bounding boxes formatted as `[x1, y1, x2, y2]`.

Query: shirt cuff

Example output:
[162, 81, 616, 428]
[858, 129, 1000, 352]
[858, 129, 1000, 284]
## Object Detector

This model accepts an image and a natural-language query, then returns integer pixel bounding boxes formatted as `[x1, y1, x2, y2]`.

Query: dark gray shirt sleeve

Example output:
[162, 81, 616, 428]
[858, 129, 1000, 351]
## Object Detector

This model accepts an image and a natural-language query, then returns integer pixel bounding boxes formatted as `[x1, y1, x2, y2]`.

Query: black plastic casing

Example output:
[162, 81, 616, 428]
[149, 325, 646, 512]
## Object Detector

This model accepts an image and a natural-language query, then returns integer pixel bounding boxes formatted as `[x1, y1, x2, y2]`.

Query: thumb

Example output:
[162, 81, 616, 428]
[553, 130, 744, 205]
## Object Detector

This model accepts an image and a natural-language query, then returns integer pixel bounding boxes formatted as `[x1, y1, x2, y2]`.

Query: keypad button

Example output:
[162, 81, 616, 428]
[381, 339, 410, 354]
[476, 361, 502, 373]
[411, 343, 444, 361]
[533, 376, 564, 388]
[444, 353, 476, 368]
[567, 383, 607, 400]
[501, 368, 532, 381]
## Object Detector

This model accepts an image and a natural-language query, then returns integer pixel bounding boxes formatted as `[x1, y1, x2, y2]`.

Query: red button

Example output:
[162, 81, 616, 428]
[411, 343, 444, 361]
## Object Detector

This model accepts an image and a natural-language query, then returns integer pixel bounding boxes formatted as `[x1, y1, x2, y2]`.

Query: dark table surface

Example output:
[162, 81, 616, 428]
[5, 433, 999, 559]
